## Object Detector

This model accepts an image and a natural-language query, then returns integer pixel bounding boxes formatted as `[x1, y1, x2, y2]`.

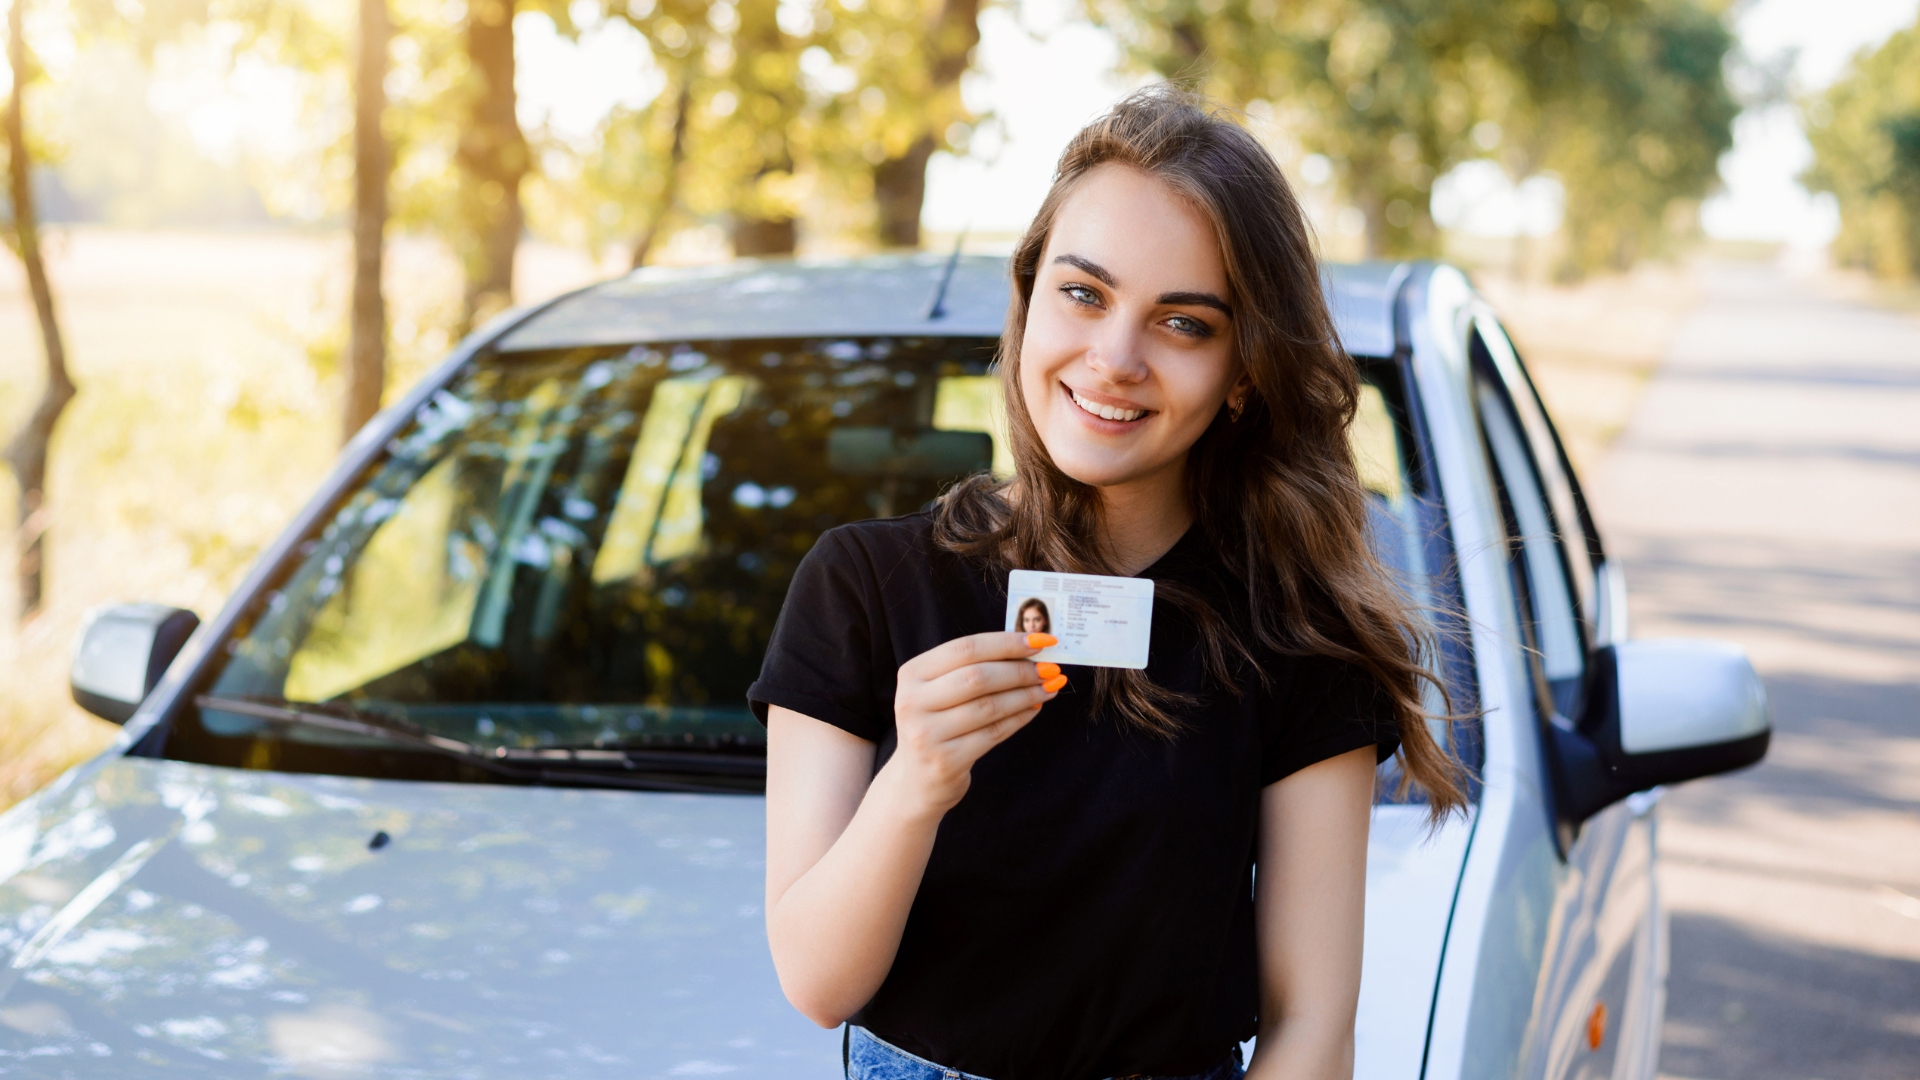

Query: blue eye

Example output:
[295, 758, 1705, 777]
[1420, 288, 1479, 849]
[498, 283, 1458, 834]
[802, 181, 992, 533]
[1060, 284, 1100, 306]
[1167, 315, 1212, 338]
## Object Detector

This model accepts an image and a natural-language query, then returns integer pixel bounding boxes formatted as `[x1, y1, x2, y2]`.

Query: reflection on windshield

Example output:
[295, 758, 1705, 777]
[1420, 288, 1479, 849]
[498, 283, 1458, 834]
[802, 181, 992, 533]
[173, 337, 999, 781]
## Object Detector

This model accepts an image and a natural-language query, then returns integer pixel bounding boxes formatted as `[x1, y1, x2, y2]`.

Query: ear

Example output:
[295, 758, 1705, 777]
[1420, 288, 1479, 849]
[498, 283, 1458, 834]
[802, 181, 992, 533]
[1228, 372, 1254, 409]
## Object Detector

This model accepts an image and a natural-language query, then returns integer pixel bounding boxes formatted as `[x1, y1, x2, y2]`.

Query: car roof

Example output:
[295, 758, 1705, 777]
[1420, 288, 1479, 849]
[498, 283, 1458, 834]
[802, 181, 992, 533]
[494, 253, 1403, 360]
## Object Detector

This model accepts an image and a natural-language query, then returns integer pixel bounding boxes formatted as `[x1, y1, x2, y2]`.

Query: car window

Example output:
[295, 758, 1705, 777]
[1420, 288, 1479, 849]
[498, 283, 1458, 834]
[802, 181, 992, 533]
[170, 336, 999, 786]
[1471, 321, 1597, 633]
[1352, 359, 1481, 799]
[1352, 379, 1427, 602]
[1477, 372, 1585, 723]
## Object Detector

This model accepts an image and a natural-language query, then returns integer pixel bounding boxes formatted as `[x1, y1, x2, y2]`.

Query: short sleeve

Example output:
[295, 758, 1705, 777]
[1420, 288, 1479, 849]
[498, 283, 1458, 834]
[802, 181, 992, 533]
[1261, 655, 1403, 785]
[747, 529, 891, 742]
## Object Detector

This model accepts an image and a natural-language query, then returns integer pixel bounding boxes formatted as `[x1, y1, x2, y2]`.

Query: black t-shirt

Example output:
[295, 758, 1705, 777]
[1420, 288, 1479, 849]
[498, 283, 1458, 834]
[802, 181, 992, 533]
[747, 512, 1399, 1080]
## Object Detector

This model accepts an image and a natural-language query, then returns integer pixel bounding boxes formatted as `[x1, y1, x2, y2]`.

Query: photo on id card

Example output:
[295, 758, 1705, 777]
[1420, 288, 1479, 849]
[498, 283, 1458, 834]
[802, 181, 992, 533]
[1005, 569, 1155, 669]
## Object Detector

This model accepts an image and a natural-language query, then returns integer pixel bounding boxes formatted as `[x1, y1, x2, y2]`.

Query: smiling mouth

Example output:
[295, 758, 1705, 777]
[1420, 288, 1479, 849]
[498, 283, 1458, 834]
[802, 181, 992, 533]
[1068, 387, 1148, 423]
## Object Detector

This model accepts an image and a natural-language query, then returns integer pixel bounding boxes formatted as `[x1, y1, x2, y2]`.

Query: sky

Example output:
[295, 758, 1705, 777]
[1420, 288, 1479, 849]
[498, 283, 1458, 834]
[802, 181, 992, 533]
[918, 0, 1138, 236]
[1699, 0, 1920, 245]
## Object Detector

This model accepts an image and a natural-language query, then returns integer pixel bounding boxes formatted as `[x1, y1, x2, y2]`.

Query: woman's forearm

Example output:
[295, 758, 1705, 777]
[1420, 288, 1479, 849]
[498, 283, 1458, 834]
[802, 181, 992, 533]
[1244, 1018, 1354, 1080]
[766, 758, 948, 1027]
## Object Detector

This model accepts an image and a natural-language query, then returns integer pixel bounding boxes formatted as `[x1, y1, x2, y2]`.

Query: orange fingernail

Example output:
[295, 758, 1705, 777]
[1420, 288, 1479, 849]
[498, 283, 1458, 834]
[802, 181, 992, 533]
[1026, 633, 1058, 649]
[1035, 662, 1061, 679]
[1042, 674, 1069, 693]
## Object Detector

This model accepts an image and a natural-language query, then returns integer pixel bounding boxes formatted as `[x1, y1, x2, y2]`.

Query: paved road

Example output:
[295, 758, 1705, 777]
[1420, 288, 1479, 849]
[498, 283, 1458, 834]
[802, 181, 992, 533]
[1589, 260, 1920, 1080]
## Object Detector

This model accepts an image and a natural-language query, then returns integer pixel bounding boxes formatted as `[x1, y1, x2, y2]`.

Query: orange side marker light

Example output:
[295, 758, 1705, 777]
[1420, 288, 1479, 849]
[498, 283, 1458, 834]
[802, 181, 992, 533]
[1586, 1001, 1608, 1051]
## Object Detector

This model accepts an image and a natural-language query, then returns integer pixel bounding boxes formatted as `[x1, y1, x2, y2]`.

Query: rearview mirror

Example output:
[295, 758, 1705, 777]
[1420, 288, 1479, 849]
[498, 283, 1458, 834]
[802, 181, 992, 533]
[70, 603, 200, 724]
[828, 427, 992, 478]
[1547, 638, 1770, 828]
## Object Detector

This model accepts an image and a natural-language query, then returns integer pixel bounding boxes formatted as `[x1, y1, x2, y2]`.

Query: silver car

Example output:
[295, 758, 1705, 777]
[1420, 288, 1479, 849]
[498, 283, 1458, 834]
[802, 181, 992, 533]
[11, 257, 1767, 1079]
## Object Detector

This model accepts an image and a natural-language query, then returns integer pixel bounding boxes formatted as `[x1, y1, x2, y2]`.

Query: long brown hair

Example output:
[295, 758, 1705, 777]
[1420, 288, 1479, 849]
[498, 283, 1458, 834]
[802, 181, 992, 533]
[932, 87, 1468, 820]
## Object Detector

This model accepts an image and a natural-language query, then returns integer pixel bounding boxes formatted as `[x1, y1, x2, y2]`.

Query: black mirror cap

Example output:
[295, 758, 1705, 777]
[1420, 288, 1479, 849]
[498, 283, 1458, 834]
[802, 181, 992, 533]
[69, 604, 201, 724]
[1545, 644, 1770, 830]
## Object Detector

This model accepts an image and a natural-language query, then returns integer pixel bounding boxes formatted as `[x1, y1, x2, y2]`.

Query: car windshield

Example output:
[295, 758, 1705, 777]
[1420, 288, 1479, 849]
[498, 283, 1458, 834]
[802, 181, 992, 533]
[170, 336, 1005, 788]
[166, 334, 1457, 795]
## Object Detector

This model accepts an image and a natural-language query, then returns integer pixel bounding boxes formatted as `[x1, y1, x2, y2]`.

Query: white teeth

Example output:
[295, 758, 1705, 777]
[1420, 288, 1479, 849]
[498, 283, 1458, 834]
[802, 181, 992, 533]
[1070, 389, 1144, 423]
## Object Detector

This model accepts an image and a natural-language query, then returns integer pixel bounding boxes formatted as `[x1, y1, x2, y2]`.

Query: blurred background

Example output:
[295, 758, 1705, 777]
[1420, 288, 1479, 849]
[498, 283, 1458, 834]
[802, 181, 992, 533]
[0, 0, 1915, 884]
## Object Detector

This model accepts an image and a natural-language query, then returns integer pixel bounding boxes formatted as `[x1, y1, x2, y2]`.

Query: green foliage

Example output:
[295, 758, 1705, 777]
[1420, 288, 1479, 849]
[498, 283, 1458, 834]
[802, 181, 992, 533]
[1531, 0, 1738, 277]
[1802, 22, 1920, 279]
[1086, 0, 1497, 256]
[543, 0, 978, 258]
[1086, 0, 1736, 275]
[49, 0, 985, 263]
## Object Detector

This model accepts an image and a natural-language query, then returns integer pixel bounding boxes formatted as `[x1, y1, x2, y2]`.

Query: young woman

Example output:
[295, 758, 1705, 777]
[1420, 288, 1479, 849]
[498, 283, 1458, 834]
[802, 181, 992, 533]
[749, 89, 1466, 1080]
[1017, 597, 1051, 636]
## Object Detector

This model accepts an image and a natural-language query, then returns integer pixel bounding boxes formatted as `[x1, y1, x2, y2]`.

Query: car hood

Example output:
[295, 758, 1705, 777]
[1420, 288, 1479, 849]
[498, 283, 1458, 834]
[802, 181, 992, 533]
[0, 757, 1473, 1078]
[0, 756, 838, 1077]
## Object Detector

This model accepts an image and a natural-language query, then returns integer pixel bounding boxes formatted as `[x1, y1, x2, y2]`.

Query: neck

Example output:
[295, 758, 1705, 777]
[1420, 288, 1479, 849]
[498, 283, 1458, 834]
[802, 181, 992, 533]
[1094, 456, 1193, 577]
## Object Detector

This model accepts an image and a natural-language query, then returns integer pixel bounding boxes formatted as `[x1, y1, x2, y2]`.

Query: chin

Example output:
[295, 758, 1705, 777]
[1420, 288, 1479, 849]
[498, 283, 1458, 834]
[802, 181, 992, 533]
[1044, 451, 1146, 490]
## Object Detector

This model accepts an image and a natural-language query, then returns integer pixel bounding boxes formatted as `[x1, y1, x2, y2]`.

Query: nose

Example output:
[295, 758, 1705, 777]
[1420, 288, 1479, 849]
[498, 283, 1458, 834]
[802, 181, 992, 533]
[1085, 318, 1150, 384]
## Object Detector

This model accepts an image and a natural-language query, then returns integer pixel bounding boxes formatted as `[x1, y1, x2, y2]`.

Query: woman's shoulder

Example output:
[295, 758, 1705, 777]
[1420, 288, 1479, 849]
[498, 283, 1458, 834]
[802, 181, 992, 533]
[818, 510, 941, 561]
[809, 511, 978, 590]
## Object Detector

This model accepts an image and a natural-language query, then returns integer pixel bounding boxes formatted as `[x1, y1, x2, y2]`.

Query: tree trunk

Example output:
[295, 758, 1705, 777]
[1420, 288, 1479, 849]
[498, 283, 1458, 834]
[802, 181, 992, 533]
[630, 67, 692, 270]
[870, 0, 981, 248]
[1359, 190, 1387, 260]
[727, 0, 799, 258]
[874, 137, 935, 249]
[344, 0, 391, 444]
[3, 0, 74, 622]
[731, 216, 796, 257]
[457, 0, 526, 333]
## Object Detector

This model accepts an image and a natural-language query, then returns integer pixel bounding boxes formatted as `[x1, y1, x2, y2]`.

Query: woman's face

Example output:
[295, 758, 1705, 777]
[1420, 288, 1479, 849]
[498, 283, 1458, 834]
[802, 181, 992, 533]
[1020, 605, 1047, 633]
[1020, 162, 1247, 492]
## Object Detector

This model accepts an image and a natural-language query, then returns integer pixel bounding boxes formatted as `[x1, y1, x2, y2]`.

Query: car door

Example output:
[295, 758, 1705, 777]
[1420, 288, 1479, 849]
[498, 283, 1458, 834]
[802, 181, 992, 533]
[1467, 317, 1658, 1080]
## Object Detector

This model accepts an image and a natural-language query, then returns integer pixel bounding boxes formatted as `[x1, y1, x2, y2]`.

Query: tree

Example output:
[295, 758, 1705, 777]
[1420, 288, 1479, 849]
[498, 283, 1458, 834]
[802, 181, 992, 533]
[345, 0, 393, 442]
[851, 0, 982, 248]
[74, 0, 397, 435]
[456, 0, 530, 330]
[580, 0, 985, 262]
[628, 61, 694, 268]
[1087, 0, 1515, 257]
[726, 0, 806, 255]
[1086, 0, 1736, 274]
[1502, 0, 1737, 277]
[3, 0, 76, 621]
[1802, 21, 1920, 279]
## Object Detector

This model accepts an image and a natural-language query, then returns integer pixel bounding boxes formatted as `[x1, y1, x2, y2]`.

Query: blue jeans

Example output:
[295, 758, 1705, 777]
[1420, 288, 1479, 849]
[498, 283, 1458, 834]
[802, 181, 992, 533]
[845, 1025, 1247, 1080]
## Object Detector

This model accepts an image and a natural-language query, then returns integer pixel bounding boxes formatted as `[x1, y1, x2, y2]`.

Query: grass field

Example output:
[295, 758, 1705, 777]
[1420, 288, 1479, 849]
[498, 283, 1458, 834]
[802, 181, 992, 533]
[0, 229, 1704, 810]
[0, 228, 607, 807]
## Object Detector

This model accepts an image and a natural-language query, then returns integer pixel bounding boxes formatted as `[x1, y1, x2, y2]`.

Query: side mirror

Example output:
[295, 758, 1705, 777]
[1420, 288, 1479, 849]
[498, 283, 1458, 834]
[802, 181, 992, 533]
[1547, 638, 1770, 827]
[70, 603, 200, 724]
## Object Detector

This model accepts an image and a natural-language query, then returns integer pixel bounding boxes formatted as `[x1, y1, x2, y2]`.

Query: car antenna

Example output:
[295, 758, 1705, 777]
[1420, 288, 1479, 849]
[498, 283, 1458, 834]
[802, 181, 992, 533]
[923, 225, 969, 321]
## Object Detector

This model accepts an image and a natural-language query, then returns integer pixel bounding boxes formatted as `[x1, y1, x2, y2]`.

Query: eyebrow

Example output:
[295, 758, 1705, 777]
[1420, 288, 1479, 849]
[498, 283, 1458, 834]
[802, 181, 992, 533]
[1157, 291, 1234, 318]
[1053, 254, 1115, 286]
[1051, 254, 1234, 319]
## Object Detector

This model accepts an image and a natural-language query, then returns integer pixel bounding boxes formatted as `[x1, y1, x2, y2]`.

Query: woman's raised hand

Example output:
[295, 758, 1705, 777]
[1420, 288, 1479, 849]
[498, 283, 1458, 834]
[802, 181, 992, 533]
[884, 631, 1069, 815]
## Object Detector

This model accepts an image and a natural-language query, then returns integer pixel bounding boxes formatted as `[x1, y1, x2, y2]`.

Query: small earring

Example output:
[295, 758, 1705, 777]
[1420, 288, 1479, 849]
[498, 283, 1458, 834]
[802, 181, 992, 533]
[1229, 396, 1246, 422]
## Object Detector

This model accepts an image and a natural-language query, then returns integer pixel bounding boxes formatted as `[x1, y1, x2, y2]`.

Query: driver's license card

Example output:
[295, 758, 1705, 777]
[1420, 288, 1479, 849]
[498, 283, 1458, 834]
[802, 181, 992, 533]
[1005, 569, 1155, 669]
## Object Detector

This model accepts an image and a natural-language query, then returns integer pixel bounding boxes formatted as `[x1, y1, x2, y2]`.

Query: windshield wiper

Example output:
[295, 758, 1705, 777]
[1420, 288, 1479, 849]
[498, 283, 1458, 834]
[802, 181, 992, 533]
[534, 745, 765, 776]
[197, 695, 527, 776]
[194, 696, 763, 791]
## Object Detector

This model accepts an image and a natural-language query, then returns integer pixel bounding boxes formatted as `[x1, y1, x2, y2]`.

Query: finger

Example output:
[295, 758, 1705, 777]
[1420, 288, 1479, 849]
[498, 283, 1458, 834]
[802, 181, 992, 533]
[927, 680, 1063, 741]
[900, 631, 1058, 683]
[917, 659, 1050, 713]
[943, 701, 1046, 763]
